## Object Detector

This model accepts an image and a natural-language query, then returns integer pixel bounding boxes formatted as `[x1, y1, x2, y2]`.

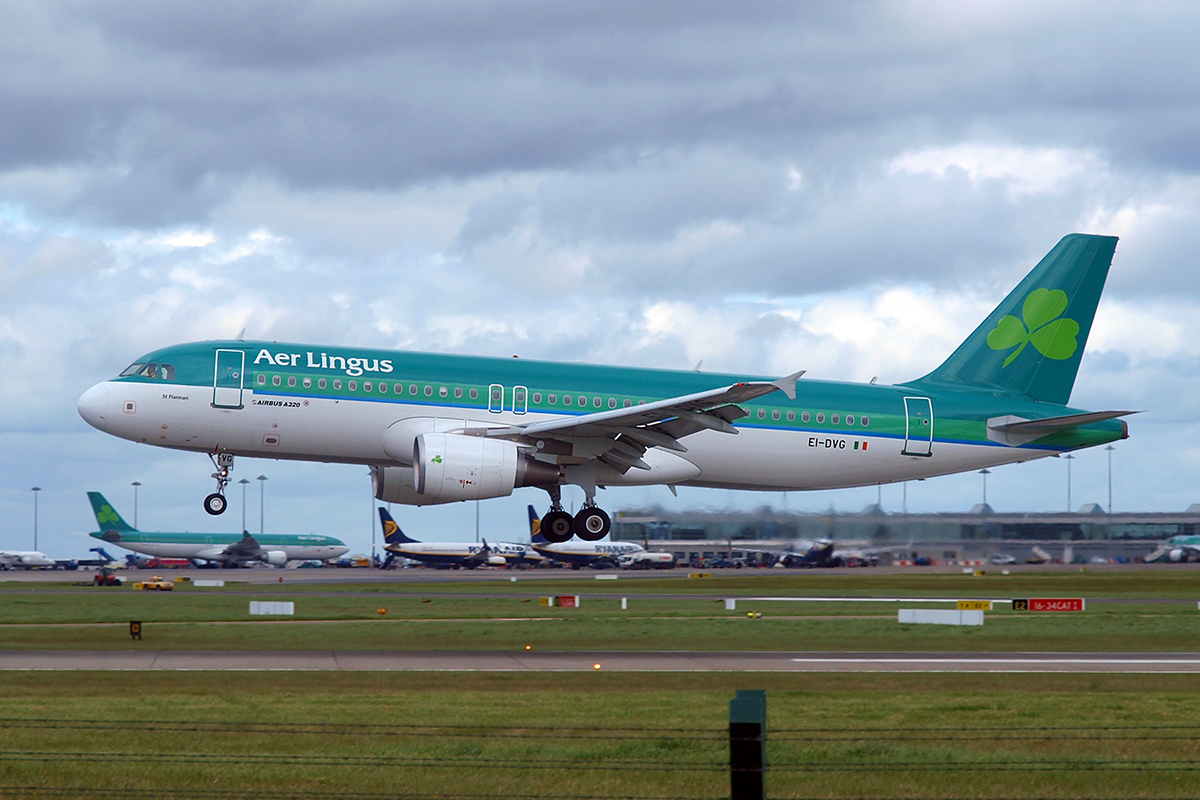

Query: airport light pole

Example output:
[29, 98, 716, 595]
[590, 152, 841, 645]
[1105, 445, 1115, 559]
[131, 481, 141, 528]
[256, 475, 268, 534]
[31, 487, 41, 551]
[239, 478, 250, 533]
[1064, 454, 1074, 513]
[979, 469, 990, 506]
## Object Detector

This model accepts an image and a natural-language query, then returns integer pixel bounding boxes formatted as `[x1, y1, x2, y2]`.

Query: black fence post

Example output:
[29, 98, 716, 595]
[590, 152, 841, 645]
[729, 689, 766, 800]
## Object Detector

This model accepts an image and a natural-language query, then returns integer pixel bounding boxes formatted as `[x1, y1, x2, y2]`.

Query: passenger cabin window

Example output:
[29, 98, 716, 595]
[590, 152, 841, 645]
[831, 413, 839, 424]
[378, 382, 387, 393]
[846, 414, 854, 425]
[787, 411, 795, 422]
[318, 378, 327, 389]
[623, 400, 632, 408]
[593, 397, 601, 408]
[549, 394, 557, 404]
[349, 380, 357, 391]
[334, 379, 342, 390]
[409, 384, 418, 395]
[257, 375, 266, 386]
[861, 416, 870, 426]
[394, 383, 403, 394]
[424, 385, 433, 396]
[303, 377, 312, 388]
[757, 409, 766, 419]
[288, 376, 297, 388]
[608, 398, 617, 409]
[772, 410, 780, 421]
[364, 381, 372, 391]
[816, 413, 825, 423]
[439, 386, 448, 397]
[532, 392, 542, 403]
[802, 412, 810, 423]
[273, 375, 281, 387]
[563, 395, 572, 406]
[577, 395, 586, 406]
[455, 387, 464, 399]
[469, 388, 478, 400]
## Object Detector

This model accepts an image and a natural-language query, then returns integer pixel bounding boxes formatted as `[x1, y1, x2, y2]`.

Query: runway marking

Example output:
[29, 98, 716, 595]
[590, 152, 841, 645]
[792, 658, 1200, 664]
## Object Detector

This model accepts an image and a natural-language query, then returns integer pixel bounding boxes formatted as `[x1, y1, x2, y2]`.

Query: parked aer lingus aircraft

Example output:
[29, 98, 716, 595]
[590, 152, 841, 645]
[78, 234, 1131, 544]
[86, 492, 349, 566]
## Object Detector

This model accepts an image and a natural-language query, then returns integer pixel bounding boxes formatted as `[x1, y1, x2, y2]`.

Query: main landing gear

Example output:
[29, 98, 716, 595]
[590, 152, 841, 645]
[204, 451, 234, 516]
[539, 486, 612, 544]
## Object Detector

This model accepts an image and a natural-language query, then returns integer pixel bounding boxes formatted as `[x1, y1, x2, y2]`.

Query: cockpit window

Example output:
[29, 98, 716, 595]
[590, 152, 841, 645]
[160, 364, 175, 380]
[140, 363, 159, 379]
[120, 363, 146, 377]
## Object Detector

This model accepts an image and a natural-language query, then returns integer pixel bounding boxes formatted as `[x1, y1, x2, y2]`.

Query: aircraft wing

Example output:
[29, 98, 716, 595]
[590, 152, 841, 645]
[196, 534, 262, 563]
[473, 371, 803, 472]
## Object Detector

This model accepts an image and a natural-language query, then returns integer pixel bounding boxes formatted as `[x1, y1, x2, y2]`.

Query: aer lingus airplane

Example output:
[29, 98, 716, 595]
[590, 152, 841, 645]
[78, 234, 1132, 544]
[86, 492, 349, 566]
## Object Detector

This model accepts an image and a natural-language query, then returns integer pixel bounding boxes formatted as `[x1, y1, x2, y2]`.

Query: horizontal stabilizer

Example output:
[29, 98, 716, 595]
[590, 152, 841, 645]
[987, 410, 1136, 446]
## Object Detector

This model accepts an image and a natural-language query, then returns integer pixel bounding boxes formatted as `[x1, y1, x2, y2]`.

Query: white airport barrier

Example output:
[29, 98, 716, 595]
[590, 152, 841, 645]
[250, 601, 295, 615]
[725, 599, 737, 610]
[621, 597, 627, 610]
[899, 608, 984, 626]
[595, 574, 618, 580]
[193, 580, 225, 587]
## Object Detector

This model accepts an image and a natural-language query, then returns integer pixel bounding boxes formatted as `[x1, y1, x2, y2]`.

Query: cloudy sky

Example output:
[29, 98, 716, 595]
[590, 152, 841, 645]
[4, 1, 1199, 557]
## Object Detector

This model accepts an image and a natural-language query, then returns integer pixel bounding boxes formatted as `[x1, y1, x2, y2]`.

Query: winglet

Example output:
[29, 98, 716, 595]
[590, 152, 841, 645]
[772, 370, 805, 400]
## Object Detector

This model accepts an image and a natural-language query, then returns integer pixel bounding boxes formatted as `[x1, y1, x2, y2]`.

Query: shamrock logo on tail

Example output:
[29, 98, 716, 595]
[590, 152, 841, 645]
[986, 288, 1079, 367]
[97, 505, 120, 524]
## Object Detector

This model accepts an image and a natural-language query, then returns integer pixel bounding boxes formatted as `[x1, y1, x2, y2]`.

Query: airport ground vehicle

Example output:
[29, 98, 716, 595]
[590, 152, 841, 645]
[93, 567, 123, 587]
[137, 575, 174, 591]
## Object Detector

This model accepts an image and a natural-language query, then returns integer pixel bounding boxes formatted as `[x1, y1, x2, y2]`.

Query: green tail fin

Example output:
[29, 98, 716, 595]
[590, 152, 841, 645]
[87, 492, 136, 531]
[908, 233, 1117, 405]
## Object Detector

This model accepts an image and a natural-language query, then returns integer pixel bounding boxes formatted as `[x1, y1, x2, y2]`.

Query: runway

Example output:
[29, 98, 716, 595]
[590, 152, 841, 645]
[3, 650, 1198, 672]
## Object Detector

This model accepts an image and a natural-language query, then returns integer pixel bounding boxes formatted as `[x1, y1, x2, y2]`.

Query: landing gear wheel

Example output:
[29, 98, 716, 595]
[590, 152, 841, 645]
[541, 510, 575, 544]
[203, 493, 228, 516]
[575, 507, 611, 542]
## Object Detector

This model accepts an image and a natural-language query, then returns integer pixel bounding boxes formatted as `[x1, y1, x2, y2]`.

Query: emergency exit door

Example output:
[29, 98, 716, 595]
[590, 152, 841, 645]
[213, 349, 245, 409]
[902, 396, 933, 457]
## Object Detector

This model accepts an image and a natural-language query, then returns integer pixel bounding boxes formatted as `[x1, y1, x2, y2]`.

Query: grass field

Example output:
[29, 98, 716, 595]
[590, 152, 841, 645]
[1, 570, 1197, 652]
[2, 570, 1198, 798]
[3, 672, 1199, 799]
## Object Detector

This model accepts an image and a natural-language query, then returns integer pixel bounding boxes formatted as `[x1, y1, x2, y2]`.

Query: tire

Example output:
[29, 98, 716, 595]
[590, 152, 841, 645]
[203, 493, 228, 515]
[574, 507, 610, 542]
[540, 510, 575, 544]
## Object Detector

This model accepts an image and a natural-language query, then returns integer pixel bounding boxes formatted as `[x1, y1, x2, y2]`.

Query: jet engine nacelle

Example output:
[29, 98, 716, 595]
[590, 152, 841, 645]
[372, 465, 458, 506]
[414, 433, 559, 502]
[262, 550, 288, 567]
[1169, 548, 1188, 563]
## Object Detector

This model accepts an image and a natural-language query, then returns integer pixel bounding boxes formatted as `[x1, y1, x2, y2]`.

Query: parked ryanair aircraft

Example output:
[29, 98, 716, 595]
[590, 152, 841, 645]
[379, 507, 543, 568]
[526, 505, 643, 568]
[86, 492, 349, 566]
[78, 235, 1131, 543]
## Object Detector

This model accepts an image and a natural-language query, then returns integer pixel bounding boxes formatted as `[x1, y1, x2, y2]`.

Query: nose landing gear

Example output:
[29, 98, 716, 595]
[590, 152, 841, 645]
[204, 451, 234, 516]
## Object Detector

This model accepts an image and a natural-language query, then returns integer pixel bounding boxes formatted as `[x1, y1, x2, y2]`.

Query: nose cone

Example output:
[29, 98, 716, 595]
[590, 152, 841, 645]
[78, 382, 110, 432]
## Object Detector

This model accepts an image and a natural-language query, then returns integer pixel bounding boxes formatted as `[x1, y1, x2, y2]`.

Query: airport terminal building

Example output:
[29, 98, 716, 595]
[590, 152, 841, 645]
[611, 504, 1200, 566]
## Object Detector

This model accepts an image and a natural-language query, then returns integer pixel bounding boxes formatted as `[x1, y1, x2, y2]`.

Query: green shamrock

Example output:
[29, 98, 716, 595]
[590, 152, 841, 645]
[986, 288, 1080, 367]
[97, 505, 119, 524]
[431, 455, 443, 464]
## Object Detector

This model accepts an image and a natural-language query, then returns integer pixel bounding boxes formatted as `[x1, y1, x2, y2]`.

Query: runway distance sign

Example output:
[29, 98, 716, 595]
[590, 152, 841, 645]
[1012, 598, 1085, 612]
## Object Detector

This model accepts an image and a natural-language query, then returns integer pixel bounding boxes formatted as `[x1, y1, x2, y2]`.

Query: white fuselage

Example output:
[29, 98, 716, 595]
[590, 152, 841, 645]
[0, 551, 56, 569]
[79, 381, 1050, 493]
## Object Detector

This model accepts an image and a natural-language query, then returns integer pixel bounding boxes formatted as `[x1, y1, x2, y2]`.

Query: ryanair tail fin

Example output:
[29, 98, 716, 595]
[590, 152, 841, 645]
[87, 492, 136, 532]
[908, 234, 1117, 406]
[378, 508, 418, 545]
[528, 505, 547, 544]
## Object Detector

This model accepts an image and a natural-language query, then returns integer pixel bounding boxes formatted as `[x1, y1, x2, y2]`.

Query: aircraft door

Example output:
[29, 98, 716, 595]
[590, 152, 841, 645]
[902, 396, 933, 457]
[213, 349, 245, 409]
